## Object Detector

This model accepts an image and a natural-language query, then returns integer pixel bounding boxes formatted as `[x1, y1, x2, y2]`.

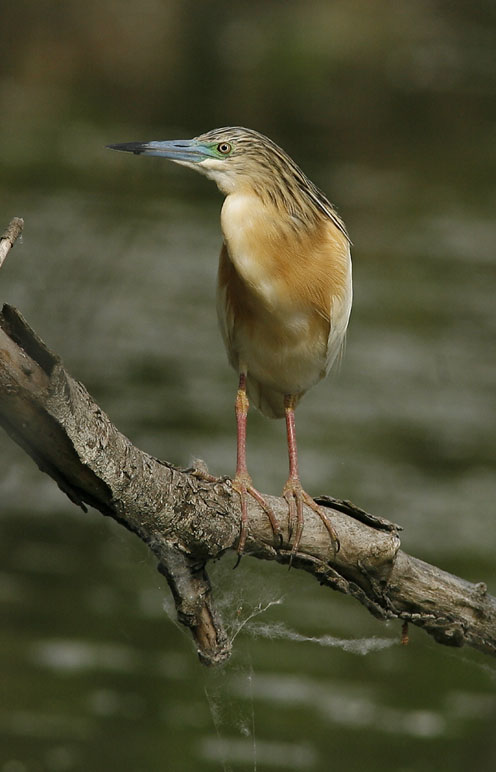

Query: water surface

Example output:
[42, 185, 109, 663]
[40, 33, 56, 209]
[1, 180, 495, 770]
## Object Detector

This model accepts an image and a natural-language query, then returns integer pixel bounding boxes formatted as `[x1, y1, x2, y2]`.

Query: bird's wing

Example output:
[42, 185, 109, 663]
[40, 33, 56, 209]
[216, 241, 239, 372]
[324, 238, 353, 376]
[216, 241, 291, 419]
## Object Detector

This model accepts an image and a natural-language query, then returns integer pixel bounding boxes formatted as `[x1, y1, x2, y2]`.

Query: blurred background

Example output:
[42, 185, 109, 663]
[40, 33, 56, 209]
[1, 1, 495, 770]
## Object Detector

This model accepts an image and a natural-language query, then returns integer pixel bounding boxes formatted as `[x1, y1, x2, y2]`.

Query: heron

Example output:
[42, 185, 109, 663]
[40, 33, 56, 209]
[107, 127, 352, 561]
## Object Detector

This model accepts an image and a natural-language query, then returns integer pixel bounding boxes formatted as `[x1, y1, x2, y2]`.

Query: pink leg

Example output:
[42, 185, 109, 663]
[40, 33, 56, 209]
[283, 395, 339, 559]
[232, 373, 281, 561]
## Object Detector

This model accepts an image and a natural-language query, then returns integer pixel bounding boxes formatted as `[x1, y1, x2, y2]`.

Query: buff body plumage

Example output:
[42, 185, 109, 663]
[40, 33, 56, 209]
[218, 189, 351, 418]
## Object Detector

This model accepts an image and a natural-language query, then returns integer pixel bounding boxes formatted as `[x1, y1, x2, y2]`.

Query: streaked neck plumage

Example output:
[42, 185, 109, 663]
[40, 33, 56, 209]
[191, 127, 350, 242]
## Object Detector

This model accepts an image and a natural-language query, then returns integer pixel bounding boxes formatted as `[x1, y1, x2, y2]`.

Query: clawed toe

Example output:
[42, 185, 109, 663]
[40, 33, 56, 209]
[232, 475, 282, 564]
[283, 479, 339, 560]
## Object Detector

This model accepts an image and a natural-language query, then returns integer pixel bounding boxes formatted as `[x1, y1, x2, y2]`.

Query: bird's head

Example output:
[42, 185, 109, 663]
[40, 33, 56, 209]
[108, 126, 350, 237]
[108, 127, 299, 195]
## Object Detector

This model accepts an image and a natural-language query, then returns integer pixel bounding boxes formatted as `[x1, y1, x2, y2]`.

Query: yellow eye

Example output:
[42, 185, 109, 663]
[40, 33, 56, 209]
[217, 142, 232, 155]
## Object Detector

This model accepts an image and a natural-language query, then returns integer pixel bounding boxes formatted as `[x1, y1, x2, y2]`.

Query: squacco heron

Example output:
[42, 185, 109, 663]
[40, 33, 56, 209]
[108, 127, 352, 561]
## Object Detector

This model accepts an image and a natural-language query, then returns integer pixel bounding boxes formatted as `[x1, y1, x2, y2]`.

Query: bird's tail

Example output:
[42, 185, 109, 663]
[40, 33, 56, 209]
[246, 375, 302, 419]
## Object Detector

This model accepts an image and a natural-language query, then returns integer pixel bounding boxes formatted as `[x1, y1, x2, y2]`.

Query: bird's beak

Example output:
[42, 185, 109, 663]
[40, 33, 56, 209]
[106, 139, 211, 164]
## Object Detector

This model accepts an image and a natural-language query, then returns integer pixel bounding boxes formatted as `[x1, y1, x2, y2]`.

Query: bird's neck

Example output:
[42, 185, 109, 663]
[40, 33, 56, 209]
[220, 192, 289, 296]
[220, 190, 328, 307]
[221, 189, 314, 246]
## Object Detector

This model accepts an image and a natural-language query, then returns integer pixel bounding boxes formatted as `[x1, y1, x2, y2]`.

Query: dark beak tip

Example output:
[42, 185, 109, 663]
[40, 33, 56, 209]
[106, 142, 145, 155]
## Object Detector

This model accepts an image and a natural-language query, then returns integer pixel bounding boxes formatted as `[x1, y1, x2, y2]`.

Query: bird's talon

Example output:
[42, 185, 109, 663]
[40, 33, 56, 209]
[188, 459, 219, 482]
[288, 539, 301, 570]
[283, 489, 298, 541]
[232, 476, 281, 555]
[283, 481, 339, 559]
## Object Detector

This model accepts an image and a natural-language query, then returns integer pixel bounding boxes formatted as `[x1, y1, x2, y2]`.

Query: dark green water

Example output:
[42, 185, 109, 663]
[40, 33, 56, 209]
[1, 182, 494, 771]
[1, 2, 496, 770]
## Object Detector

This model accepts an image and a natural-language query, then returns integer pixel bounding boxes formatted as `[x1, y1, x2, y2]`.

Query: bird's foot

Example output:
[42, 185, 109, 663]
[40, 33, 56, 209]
[283, 478, 340, 562]
[232, 473, 282, 565]
[188, 458, 223, 483]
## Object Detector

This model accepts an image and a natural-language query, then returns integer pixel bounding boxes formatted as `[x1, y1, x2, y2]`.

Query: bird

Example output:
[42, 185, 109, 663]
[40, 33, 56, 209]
[107, 127, 352, 561]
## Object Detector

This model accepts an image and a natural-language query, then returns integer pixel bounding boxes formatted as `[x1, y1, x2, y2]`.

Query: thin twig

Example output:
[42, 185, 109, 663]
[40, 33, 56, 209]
[0, 217, 24, 270]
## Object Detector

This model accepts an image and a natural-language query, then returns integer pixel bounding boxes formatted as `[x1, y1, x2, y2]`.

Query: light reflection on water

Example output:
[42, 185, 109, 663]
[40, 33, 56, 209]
[229, 672, 446, 738]
[0, 185, 495, 771]
[200, 735, 317, 769]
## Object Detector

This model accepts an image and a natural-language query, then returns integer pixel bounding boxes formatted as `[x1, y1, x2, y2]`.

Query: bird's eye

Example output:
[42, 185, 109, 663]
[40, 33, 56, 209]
[217, 142, 232, 155]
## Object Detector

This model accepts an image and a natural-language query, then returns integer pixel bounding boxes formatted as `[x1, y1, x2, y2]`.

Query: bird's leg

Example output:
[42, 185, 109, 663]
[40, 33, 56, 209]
[282, 395, 339, 558]
[282, 395, 301, 546]
[232, 373, 281, 560]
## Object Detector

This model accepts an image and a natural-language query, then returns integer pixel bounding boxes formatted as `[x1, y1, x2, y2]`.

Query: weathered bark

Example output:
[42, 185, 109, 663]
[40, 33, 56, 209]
[1, 218, 495, 665]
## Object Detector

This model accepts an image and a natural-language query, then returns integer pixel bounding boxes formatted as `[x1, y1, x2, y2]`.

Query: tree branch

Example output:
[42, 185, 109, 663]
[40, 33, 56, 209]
[1, 219, 495, 665]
